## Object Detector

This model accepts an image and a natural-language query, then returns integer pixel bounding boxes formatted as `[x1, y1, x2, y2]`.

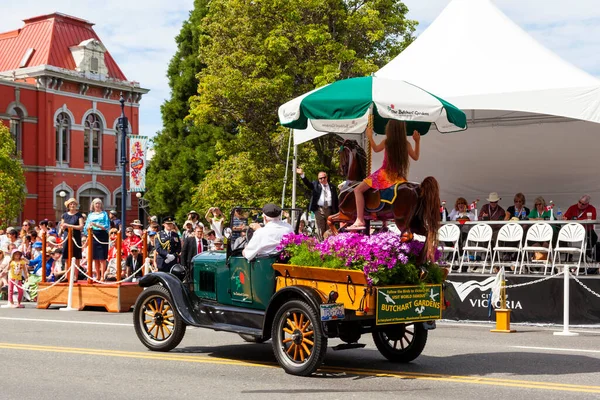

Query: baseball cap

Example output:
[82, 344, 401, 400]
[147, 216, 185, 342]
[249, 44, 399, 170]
[262, 203, 282, 218]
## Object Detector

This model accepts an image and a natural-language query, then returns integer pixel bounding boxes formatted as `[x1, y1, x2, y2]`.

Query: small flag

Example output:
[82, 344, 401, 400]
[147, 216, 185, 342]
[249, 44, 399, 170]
[469, 202, 477, 210]
[440, 206, 444, 213]
[545, 205, 553, 211]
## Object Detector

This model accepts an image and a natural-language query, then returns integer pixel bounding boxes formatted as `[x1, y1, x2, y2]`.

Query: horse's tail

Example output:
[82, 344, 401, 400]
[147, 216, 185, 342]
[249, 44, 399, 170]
[420, 176, 440, 262]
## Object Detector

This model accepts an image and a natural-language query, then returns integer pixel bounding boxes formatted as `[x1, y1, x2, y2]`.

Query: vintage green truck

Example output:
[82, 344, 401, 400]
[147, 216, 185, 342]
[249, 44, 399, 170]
[133, 208, 444, 376]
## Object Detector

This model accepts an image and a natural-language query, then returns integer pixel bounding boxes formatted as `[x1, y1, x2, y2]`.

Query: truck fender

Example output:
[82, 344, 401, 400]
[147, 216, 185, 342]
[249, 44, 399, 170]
[138, 272, 196, 326]
[262, 285, 324, 340]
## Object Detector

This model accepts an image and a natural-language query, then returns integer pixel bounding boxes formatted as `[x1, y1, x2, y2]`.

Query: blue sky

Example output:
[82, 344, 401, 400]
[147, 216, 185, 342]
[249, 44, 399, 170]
[3, 0, 599, 147]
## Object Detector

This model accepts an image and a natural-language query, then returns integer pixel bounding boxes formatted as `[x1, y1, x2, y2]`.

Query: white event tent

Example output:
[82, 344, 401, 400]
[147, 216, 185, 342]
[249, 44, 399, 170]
[292, 0, 600, 214]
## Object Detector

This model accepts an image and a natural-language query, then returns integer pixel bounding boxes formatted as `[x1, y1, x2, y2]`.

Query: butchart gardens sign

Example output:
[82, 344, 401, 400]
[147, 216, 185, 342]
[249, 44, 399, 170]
[376, 284, 442, 325]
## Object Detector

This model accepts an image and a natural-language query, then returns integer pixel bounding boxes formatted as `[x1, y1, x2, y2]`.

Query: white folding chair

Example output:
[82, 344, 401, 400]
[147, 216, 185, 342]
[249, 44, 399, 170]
[553, 223, 587, 276]
[437, 224, 461, 272]
[491, 223, 523, 273]
[520, 223, 553, 275]
[459, 224, 492, 273]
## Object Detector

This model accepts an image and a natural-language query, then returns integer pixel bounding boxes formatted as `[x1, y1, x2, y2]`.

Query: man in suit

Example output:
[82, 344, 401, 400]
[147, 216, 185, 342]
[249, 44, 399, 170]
[154, 217, 181, 272]
[181, 226, 208, 269]
[297, 168, 339, 240]
[125, 245, 144, 279]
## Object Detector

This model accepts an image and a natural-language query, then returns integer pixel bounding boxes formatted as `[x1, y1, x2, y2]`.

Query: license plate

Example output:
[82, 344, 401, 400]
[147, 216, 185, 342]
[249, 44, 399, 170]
[320, 303, 345, 321]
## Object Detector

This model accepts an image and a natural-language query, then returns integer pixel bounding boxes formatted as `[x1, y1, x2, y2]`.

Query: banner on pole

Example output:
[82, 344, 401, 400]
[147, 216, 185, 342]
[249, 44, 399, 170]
[129, 135, 148, 192]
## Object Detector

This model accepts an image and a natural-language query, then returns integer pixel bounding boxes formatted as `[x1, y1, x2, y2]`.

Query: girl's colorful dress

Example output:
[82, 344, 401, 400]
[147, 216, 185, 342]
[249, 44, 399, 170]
[363, 152, 406, 190]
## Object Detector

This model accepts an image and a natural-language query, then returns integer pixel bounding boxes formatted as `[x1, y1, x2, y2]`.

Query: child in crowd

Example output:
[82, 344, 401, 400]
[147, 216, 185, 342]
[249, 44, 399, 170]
[5, 249, 28, 308]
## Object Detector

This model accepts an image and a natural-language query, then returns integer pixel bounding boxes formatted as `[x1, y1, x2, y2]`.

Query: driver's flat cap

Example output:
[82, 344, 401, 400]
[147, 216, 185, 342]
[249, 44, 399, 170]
[262, 203, 282, 218]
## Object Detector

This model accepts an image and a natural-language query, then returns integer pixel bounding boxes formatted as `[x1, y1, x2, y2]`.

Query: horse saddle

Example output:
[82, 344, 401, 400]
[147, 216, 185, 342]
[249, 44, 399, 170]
[365, 182, 419, 213]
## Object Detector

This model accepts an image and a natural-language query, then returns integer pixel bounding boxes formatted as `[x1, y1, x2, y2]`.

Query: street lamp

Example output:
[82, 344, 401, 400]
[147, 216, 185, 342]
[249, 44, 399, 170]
[119, 94, 129, 240]
[136, 192, 149, 223]
[59, 190, 67, 217]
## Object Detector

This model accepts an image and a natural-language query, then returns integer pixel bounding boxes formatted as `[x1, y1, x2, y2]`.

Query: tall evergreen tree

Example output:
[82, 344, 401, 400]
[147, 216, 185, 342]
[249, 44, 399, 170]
[146, 0, 231, 222]
[0, 123, 26, 228]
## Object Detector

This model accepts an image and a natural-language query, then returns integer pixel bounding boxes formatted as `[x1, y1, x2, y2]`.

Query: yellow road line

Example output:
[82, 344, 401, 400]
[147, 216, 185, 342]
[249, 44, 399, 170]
[0, 342, 599, 394]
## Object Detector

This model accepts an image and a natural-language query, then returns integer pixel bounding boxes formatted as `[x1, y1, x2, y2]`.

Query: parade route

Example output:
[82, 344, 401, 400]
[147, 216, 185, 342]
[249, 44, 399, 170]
[1, 303, 599, 400]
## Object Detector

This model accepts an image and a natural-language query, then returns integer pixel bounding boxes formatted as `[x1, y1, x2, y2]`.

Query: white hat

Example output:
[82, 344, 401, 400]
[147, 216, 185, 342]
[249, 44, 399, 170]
[487, 192, 501, 202]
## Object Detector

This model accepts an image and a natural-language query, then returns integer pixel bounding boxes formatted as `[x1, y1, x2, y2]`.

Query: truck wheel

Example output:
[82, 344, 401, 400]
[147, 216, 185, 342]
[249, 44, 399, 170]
[372, 322, 427, 363]
[133, 285, 186, 352]
[271, 299, 327, 376]
[239, 334, 267, 343]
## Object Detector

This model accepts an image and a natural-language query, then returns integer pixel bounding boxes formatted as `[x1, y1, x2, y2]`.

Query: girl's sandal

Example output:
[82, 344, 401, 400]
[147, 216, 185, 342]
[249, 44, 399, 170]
[346, 224, 367, 231]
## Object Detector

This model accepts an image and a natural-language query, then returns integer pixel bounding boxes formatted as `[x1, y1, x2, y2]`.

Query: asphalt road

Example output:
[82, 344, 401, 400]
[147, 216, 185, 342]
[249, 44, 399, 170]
[0, 301, 599, 400]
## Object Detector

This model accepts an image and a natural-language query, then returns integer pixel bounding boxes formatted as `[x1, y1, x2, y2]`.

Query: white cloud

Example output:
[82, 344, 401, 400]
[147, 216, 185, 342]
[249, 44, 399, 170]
[2, 0, 599, 144]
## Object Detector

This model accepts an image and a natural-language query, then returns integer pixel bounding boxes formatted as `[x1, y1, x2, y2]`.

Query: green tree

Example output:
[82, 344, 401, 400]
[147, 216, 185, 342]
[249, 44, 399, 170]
[188, 0, 416, 209]
[0, 123, 26, 228]
[146, 0, 232, 222]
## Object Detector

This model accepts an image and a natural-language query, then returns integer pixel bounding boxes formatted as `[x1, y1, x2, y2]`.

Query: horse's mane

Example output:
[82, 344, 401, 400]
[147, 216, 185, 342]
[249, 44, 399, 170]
[337, 138, 367, 181]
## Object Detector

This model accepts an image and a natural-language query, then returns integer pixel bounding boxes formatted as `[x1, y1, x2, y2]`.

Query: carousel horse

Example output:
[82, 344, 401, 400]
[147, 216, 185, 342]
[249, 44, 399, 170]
[327, 139, 440, 264]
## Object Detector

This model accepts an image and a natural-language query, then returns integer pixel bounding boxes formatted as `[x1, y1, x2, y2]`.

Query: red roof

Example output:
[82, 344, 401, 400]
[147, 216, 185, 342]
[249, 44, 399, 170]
[0, 12, 127, 80]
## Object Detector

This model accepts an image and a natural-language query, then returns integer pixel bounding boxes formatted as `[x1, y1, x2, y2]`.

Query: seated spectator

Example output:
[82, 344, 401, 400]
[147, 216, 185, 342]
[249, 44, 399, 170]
[528, 197, 552, 220]
[6, 227, 22, 248]
[20, 220, 33, 239]
[480, 192, 506, 221]
[125, 245, 143, 279]
[38, 219, 50, 236]
[123, 227, 142, 257]
[563, 194, 597, 248]
[18, 234, 32, 260]
[49, 248, 66, 282]
[448, 197, 475, 221]
[27, 241, 44, 274]
[505, 192, 530, 220]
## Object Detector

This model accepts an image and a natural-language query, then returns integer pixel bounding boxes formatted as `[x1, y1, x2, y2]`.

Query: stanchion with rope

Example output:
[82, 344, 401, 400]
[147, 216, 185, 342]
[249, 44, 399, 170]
[60, 257, 78, 312]
[490, 267, 516, 333]
[554, 267, 578, 336]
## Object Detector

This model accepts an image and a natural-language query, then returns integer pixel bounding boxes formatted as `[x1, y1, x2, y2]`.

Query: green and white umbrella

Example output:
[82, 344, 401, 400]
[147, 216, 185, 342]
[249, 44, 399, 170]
[278, 76, 467, 135]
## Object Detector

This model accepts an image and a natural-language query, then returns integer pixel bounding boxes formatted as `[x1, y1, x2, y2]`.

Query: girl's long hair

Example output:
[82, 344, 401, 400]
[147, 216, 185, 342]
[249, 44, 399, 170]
[384, 120, 409, 180]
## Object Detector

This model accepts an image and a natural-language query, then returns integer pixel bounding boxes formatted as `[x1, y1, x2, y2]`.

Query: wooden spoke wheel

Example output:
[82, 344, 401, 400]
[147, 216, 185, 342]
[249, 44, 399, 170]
[372, 322, 428, 363]
[133, 285, 186, 351]
[271, 300, 327, 376]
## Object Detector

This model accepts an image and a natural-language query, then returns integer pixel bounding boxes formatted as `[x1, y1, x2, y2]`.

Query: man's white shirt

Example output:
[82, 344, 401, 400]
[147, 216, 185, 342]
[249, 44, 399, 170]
[243, 220, 293, 261]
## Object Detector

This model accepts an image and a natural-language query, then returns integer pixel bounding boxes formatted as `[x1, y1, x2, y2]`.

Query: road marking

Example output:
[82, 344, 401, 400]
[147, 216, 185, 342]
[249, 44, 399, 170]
[0, 316, 132, 327]
[0, 342, 599, 394]
[512, 345, 600, 354]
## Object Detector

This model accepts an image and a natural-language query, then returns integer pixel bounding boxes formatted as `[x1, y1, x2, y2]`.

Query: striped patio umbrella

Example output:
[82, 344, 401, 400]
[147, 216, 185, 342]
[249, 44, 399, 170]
[278, 76, 467, 135]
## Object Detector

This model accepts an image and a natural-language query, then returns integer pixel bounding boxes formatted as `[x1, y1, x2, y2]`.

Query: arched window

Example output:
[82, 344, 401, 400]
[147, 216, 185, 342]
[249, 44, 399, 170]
[55, 112, 70, 164]
[84, 114, 102, 165]
[79, 188, 106, 213]
[9, 107, 24, 155]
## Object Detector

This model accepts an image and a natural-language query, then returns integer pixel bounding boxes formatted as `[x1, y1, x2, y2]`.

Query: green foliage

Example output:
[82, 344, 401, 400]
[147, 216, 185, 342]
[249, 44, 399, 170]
[146, 0, 232, 221]
[188, 0, 416, 208]
[288, 243, 324, 267]
[0, 123, 26, 228]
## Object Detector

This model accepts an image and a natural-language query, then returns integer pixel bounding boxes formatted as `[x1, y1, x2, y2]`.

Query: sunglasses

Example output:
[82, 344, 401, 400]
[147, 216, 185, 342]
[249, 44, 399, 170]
[579, 201, 589, 206]
[131, 250, 139, 252]
[318, 177, 327, 180]
[514, 200, 523, 203]
[534, 203, 541, 206]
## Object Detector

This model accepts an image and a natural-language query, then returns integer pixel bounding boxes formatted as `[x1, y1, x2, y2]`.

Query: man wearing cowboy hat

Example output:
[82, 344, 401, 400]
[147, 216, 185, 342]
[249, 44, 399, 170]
[154, 217, 181, 272]
[480, 192, 506, 221]
[131, 219, 144, 237]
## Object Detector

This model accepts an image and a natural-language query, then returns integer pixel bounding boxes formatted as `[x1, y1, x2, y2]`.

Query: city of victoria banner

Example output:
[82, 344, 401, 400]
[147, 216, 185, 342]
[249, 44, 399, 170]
[129, 135, 148, 192]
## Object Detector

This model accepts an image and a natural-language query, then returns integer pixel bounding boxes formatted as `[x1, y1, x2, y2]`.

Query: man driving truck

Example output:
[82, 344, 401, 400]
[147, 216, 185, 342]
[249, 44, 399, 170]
[243, 203, 293, 261]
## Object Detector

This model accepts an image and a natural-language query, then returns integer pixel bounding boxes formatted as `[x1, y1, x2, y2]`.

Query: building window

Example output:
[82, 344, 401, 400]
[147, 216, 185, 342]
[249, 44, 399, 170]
[84, 114, 102, 165]
[90, 56, 99, 73]
[55, 113, 70, 164]
[79, 188, 106, 214]
[9, 108, 24, 155]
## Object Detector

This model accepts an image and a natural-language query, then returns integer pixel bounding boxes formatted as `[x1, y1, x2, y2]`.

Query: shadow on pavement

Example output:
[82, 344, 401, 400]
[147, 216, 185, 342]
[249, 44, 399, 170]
[174, 342, 600, 379]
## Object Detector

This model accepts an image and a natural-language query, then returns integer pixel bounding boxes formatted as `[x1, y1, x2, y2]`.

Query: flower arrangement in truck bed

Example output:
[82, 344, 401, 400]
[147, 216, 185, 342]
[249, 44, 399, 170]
[276, 232, 445, 286]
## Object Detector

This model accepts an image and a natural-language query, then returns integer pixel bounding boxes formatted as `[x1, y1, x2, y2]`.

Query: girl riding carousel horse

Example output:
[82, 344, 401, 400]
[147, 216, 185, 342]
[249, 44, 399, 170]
[348, 120, 421, 230]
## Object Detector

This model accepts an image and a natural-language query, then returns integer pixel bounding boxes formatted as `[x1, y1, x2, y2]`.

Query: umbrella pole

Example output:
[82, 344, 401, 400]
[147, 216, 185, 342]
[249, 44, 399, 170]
[366, 114, 373, 174]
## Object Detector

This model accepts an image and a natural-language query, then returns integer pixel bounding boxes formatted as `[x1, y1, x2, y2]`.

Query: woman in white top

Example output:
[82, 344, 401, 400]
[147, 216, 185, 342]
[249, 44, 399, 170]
[448, 197, 475, 221]
[205, 207, 224, 239]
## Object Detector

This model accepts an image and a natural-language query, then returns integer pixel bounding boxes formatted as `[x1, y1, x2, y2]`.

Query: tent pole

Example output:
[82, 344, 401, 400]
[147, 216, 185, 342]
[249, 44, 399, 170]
[292, 142, 298, 222]
[281, 128, 293, 208]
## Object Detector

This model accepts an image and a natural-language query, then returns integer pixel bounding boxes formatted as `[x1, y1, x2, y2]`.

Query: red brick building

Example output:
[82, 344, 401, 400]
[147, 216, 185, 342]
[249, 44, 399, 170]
[0, 13, 149, 224]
